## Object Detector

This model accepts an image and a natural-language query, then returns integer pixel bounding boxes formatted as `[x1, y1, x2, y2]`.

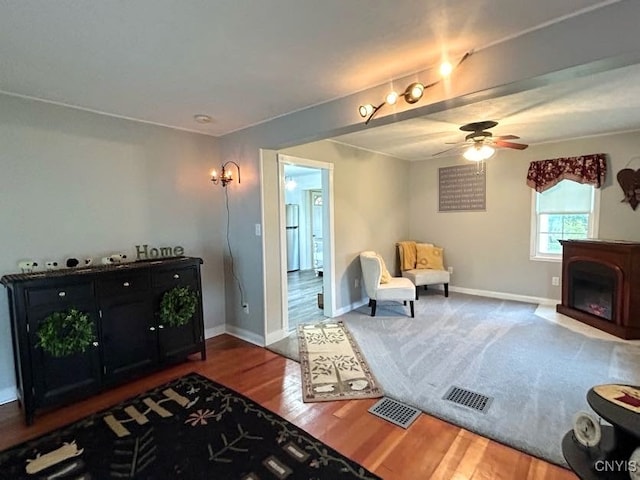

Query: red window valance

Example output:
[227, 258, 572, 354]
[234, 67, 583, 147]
[526, 153, 607, 193]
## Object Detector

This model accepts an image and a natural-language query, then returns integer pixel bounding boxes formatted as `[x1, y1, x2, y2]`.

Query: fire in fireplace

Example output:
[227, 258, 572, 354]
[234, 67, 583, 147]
[568, 261, 615, 321]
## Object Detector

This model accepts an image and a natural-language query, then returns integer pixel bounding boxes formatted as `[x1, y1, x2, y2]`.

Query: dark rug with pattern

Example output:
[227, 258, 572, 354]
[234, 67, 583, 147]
[0, 373, 379, 479]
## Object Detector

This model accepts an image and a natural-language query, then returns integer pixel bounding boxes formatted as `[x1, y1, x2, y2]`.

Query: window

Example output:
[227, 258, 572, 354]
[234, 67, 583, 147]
[530, 180, 599, 261]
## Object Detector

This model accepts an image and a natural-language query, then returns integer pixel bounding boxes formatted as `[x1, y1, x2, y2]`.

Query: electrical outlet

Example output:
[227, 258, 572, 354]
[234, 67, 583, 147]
[552, 276, 560, 286]
[448, 266, 454, 275]
[354, 278, 360, 288]
[242, 303, 249, 314]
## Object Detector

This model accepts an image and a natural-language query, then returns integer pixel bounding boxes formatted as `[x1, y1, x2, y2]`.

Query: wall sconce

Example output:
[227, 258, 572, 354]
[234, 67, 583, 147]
[358, 51, 473, 125]
[211, 161, 241, 187]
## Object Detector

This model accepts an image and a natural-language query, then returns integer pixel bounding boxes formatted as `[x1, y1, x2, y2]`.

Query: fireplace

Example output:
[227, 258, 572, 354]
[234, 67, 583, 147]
[557, 240, 640, 339]
[569, 261, 615, 321]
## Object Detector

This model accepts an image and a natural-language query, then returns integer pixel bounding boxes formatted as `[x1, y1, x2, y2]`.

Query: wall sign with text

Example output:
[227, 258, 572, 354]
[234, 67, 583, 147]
[438, 164, 486, 212]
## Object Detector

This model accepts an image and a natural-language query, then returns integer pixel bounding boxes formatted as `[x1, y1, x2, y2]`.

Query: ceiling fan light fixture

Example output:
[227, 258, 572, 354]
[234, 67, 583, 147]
[405, 82, 425, 104]
[463, 144, 495, 162]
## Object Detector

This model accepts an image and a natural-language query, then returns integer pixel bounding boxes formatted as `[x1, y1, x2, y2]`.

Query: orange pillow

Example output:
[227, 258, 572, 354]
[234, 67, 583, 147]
[416, 244, 445, 270]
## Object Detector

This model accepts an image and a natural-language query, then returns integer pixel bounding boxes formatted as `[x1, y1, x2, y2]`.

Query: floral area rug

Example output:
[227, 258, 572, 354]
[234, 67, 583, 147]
[0, 373, 380, 479]
[298, 322, 382, 402]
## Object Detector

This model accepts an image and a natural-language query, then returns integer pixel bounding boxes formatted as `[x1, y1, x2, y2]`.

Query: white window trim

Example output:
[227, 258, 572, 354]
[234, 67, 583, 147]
[529, 185, 601, 262]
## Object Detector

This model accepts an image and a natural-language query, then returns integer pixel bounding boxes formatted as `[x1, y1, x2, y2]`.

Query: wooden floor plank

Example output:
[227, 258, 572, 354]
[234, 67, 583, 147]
[0, 335, 577, 479]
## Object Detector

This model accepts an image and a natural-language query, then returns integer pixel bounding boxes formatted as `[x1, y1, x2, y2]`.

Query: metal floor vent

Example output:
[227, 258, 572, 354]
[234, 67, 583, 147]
[368, 397, 421, 429]
[443, 386, 493, 413]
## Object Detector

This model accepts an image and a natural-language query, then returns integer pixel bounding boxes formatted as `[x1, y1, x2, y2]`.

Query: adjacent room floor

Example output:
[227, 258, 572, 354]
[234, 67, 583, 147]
[287, 269, 326, 330]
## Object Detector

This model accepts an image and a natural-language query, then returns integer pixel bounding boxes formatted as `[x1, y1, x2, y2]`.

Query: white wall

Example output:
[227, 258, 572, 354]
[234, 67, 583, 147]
[408, 131, 640, 300]
[282, 141, 411, 306]
[0, 94, 225, 402]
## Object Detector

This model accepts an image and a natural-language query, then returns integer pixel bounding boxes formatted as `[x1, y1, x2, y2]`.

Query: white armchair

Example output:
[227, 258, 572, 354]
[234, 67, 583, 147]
[397, 242, 450, 299]
[359, 251, 416, 317]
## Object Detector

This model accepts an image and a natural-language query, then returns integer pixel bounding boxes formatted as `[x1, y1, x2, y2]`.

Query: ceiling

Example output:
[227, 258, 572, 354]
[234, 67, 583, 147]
[331, 62, 640, 160]
[0, 0, 622, 138]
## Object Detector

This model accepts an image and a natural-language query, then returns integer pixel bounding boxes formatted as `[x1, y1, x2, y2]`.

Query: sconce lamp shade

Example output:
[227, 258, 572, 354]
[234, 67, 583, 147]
[463, 144, 495, 162]
[211, 161, 241, 187]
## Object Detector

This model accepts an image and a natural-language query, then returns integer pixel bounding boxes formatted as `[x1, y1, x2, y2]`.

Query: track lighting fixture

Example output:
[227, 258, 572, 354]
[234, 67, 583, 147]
[211, 161, 241, 187]
[357, 51, 473, 125]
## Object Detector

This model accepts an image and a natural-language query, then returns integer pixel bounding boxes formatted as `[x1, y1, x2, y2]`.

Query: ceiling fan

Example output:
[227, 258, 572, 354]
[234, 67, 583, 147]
[434, 120, 528, 160]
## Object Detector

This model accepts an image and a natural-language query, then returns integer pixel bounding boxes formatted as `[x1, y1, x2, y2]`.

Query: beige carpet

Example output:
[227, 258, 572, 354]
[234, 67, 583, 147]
[298, 322, 382, 402]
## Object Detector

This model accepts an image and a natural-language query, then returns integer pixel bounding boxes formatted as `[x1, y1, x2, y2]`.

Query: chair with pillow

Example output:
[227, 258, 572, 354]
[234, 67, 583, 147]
[397, 241, 450, 299]
[359, 251, 415, 317]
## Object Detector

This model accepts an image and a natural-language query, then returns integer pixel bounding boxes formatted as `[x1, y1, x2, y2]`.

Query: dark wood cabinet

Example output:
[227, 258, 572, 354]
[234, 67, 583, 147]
[1, 256, 205, 425]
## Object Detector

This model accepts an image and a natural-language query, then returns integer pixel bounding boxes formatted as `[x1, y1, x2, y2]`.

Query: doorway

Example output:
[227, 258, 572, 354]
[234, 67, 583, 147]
[278, 155, 334, 333]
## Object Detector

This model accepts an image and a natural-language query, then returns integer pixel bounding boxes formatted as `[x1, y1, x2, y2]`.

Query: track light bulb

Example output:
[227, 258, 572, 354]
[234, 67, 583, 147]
[439, 61, 453, 77]
[386, 91, 398, 105]
[359, 104, 374, 117]
[405, 83, 424, 104]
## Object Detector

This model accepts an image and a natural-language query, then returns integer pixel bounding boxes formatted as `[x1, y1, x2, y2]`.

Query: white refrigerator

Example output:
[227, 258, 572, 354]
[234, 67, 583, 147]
[285, 204, 300, 272]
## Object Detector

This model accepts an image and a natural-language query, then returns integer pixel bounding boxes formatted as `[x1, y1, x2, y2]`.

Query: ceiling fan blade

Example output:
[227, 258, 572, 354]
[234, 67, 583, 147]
[494, 140, 528, 150]
[494, 135, 519, 140]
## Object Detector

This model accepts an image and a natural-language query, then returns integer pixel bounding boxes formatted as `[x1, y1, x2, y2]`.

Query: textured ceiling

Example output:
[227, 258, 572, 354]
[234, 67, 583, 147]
[0, 0, 617, 136]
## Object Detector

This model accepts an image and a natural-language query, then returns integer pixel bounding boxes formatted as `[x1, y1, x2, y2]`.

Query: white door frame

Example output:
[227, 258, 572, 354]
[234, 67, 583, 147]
[278, 154, 335, 332]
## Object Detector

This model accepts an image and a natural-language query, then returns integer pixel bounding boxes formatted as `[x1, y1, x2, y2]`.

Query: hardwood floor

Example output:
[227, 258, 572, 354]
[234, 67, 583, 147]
[0, 335, 577, 479]
[287, 268, 326, 330]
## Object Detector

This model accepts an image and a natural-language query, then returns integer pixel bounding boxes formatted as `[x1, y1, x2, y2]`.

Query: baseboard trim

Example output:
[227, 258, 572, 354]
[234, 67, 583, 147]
[333, 299, 368, 317]
[0, 386, 17, 405]
[447, 285, 558, 306]
[265, 329, 288, 346]
[205, 325, 225, 339]
[225, 325, 265, 347]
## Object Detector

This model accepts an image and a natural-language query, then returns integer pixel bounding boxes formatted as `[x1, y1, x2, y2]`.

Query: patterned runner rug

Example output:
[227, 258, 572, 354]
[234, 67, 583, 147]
[0, 373, 380, 479]
[298, 322, 382, 402]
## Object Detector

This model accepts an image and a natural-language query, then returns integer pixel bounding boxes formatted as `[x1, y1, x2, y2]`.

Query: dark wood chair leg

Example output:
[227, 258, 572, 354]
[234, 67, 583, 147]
[424, 285, 428, 290]
[403, 300, 407, 305]
[409, 300, 414, 318]
[416, 287, 419, 300]
[444, 283, 449, 297]
[370, 300, 377, 317]
[368, 298, 373, 307]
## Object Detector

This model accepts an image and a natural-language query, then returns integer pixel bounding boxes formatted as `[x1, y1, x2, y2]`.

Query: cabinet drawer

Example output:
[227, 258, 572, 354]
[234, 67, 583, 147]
[27, 283, 93, 308]
[98, 274, 150, 297]
[152, 267, 197, 288]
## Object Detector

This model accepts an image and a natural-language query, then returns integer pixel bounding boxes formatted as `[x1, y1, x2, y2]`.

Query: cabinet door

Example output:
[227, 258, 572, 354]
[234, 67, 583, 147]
[27, 303, 101, 409]
[100, 294, 158, 383]
[153, 266, 204, 361]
